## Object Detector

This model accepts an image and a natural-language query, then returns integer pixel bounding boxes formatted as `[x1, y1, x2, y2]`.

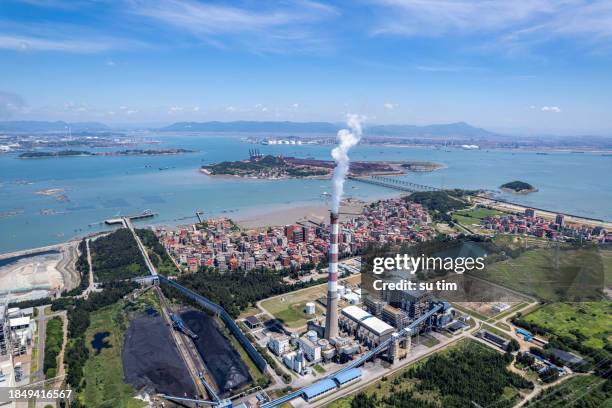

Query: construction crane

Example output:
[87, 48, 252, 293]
[169, 313, 198, 340]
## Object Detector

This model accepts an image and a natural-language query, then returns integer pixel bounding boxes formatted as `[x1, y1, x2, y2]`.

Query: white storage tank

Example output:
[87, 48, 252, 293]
[336, 285, 346, 296]
[305, 302, 316, 315]
[306, 330, 318, 342]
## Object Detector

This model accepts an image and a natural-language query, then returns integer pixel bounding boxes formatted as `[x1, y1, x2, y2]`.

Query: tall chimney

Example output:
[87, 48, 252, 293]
[325, 212, 339, 340]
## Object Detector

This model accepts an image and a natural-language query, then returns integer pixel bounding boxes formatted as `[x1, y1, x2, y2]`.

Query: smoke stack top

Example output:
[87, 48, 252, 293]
[331, 114, 363, 214]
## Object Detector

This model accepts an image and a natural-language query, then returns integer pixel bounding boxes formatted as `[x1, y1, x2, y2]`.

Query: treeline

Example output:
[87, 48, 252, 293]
[8, 297, 52, 309]
[43, 317, 63, 378]
[404, 342, 532, 408]
[58, 282, 137, 390]
[350, 390, 440, 408]
[90, 228, 147, 282]
[512, 315, 612, 377]
[405, 190, 469, 222]
[171, 268, 323, 318]
[135, 229, 177, 275]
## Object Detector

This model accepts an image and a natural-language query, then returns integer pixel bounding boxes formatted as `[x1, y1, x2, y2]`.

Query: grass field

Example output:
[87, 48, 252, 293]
[523, 301, 612, 349]
[495, 322, 512, 331]
[81, 302, 145, 408]
[453, 207, 504, 227]
[260, 274, 360, 328]
[476, 246, 608, 302]
[30, 336, 38, 375]
[274, 301, 321, 328]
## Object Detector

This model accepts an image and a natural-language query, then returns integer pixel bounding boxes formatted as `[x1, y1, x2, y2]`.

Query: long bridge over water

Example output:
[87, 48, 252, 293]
[349, 175, 441, 193]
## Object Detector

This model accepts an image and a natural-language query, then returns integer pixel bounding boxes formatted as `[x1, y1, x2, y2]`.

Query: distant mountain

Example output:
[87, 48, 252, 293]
[367, 122, 498, 138]
[160, 121, 340, 133]
[0, 121, 110, 132]
[160, 120, 498, 138]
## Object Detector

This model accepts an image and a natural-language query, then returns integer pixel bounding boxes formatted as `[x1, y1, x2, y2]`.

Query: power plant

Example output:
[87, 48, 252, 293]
[324, 212, 340, 340]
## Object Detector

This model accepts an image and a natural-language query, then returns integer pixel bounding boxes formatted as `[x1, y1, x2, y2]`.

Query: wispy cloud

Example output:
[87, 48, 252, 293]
[0, 18, 147, 54]
[0, 34, 120, 53]
[125, 0, 339, 53]
[384, 102, 396, 110]
[370, 0, 612, 54]
[541, 106, 561, 113]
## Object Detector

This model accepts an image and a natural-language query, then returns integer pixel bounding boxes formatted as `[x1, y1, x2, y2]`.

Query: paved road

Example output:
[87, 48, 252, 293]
[123, 217, 157, 276]
[80, 238, 96, 299]
[33, 306, 47, 381]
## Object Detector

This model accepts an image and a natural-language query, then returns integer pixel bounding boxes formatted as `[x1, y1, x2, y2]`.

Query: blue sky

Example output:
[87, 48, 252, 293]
[1, 0, 612, 135]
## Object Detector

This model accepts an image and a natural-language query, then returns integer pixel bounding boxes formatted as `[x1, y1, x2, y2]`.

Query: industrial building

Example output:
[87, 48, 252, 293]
[283, 350, 306, 373]
[339, 306, 395, 347]
[383, 288, 431, 319]
[298, 335, 322, 362]
[302, 368, 362, 402]
[9, 316, 33, 356]
[478, 330, 510, 349]
[267, 334, 290, 356]
[381, 304, 411, 330]
[492, 303, 510, 313]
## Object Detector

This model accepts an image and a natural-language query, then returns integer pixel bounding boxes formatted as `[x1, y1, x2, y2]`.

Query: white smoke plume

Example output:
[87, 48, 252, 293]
[331, 114, 363, 214]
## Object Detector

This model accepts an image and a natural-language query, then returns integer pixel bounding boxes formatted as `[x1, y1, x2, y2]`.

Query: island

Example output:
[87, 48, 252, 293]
[200, 153, 440, 179]
[401, 161, 445, 172]
[500, 180, 538, 194]
[18, 148, 195, 158]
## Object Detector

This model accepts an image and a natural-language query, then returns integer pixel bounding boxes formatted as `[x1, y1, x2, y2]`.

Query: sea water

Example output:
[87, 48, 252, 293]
[0, 134, 610, 253]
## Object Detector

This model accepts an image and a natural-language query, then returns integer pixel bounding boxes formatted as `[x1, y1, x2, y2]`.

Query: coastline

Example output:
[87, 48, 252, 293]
[473, 195, 612, 229]
[232, 198, 370, 229]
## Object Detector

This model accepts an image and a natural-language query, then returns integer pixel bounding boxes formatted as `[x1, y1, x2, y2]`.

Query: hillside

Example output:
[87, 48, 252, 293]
[160, 120, 498, 138]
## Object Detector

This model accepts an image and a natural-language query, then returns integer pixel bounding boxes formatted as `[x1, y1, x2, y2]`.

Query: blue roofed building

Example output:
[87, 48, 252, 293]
[333, 368, 362, 386]
[303, 379, 337, 401]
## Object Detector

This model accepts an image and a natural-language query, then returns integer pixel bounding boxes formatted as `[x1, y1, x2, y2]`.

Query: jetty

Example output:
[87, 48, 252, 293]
[104, 210, 157, 225]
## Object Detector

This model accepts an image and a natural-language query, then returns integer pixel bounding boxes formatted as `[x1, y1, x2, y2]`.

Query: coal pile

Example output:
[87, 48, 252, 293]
[123, 314, 197, 397]
[181, 310, 252, 394]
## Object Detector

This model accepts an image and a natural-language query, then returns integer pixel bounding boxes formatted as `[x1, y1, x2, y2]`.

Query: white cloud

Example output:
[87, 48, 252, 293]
[105, 60, 116, 67]
[126, 0, 338, 53]
[541, 106, 561, 112]
[126, 109, 138, 115]
[0, 34, 129, 53]
[291, 103, 299, 108]
[225, 106, 236, 112]
[384, 102, 396, 110]
[193, 106, 200, 111]
[168, 106, 184, 112]
[370, 0, 612, 54]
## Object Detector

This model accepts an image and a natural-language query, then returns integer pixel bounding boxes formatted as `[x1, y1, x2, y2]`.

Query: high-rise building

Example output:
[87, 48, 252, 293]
[556, 214, 565, 227]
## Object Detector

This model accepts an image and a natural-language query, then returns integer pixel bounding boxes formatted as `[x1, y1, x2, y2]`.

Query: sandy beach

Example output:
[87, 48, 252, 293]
[234, 198, 370, 229]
